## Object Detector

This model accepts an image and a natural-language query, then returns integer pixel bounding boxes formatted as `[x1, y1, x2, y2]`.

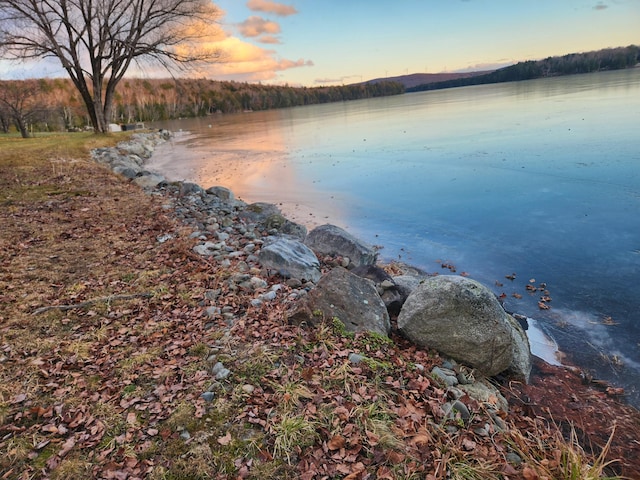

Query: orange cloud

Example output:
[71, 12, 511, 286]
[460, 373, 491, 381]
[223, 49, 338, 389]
[190, 37, 312, 82]
[258, 35, 281, 45]
[238, 16, 281, 38]
[247, 0, 297, 16]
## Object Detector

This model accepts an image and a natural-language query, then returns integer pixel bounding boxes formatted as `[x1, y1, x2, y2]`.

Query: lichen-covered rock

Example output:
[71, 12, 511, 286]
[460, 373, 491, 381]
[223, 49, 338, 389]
[305, 224, 377, 268]
[288, 267, 390, 336]
[398, 275, 531, 378]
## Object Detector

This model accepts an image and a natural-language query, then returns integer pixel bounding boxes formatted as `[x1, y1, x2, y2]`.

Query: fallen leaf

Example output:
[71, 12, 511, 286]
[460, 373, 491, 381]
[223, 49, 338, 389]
[126, 412, 137, 426]
[462, 438, 476, 451]
[327, 434, 346, 450]
[217, 432, 232, 445]
[523, 466, 539, 480]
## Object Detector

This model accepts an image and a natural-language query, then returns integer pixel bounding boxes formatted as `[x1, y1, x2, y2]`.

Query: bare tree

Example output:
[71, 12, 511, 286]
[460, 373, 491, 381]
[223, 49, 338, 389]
[0, 0, 223, 133]
[0, 79, 42, 137]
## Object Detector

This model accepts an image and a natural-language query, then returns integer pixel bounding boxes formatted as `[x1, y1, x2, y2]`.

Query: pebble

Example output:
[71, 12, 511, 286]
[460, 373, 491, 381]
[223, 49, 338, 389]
[506, 452, 523, 465]
[242, 384, 255, 394]
[348, 353, 366, 364]
[200, 392, 215, 402]
[432, 366, 459, 387]
[260, 290, 277, 301]
[443, 400, 470, 422]
[212, 362, 231, 380]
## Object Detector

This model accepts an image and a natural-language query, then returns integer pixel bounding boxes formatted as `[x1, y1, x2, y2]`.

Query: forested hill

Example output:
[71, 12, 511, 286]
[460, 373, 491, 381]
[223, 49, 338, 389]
[407, 45, 640, 93]
[0, 78, 404, 133]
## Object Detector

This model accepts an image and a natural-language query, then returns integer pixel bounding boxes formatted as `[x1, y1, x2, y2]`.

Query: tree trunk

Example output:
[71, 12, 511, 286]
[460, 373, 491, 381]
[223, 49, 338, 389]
[15, 117, 30, 138]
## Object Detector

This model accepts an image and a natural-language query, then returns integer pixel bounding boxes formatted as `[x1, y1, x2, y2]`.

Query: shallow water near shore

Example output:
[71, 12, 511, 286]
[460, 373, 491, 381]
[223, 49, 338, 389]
[149, 69, 640, 406]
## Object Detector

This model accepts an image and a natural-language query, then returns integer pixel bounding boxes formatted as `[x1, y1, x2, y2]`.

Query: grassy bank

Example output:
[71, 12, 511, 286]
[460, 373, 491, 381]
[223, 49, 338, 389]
[1, 133, 637, 479]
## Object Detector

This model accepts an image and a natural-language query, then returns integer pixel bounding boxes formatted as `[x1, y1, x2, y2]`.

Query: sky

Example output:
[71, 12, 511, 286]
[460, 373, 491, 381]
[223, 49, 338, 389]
[1, 0, 639, 86]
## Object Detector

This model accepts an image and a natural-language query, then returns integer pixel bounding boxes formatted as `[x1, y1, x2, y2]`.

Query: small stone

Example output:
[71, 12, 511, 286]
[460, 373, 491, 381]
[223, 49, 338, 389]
[157, 233, 174, 243]
[432, 366, 459, 387]
[414, 363, 425, 371]
[250, 299, 263, 307]
[286, 278, 303, 288]
[443, 400, 470, 422]
[506, 452, 522, 466]
[205, 289, 221, 301]
[212, 362, 231, 380]
[180, 431, 191, 440]
[456, 372, 473, 385]
[200, 392, 215, 402]
[348, 353, 366, 364]
[261, 290, 277, 301]
[446, 387, 464, 400]
[249, 276, 268, 289]
[242, 384, 255, 394]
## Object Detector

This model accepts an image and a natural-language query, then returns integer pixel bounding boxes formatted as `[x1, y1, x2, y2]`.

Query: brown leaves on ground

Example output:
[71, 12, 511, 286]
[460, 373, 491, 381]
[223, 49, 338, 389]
[2, 138, 640, 479]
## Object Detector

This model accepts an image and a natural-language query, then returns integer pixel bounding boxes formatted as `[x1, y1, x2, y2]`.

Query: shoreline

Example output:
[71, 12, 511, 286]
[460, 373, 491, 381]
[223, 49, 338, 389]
[91, 129, 638, 400]
[4, 130, 639, 478]
[93, 130, 640, 477]
[145, 132, 572, 373]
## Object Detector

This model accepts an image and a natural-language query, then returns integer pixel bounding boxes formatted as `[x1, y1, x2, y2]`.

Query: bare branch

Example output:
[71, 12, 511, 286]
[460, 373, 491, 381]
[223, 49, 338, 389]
[0, 0, 223, 132]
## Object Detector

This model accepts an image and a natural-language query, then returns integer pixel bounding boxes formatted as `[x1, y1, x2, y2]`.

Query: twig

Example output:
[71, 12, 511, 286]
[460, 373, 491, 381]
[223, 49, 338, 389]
[32, 293, 151, 315]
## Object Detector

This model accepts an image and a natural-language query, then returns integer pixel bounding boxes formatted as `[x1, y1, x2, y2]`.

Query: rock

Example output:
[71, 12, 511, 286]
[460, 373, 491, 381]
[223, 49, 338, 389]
[287, 267, 390, 336]
[398, 275, 530, 378]
[505, 314, 532, 383]
[242, 384, 255, 395]
[200, 392, 215, 402]
[432, 366, 459, 387]
[348, 353, 366, 364]
[112, 165, 141, 179]
[258, 236, 321, 283]
[351, 264, 404, 316]
[459, 380, 509, 412]
[305, 224, 378, 268]
[212, 362, 231, 380]
[206, 185, 235, 201]
[179, 182, 205, 197]
[239, 202, 281, 224]
[443, 400, 471, 423]
[263, 214, 307, 241]
[132, 172, 166, 189]
[193, 242, 222, 256]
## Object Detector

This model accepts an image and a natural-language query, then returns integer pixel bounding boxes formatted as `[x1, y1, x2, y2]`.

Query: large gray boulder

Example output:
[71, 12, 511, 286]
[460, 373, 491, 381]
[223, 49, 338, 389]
[258, 236, 321, 283]
[398, 275, 531, 379]
[288, 267, 390, 336]
[305, 224, 377, 268]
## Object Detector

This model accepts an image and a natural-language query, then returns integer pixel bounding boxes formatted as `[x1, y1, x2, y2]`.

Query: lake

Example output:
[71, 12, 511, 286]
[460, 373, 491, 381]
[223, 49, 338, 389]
[149, 69, 640, 406]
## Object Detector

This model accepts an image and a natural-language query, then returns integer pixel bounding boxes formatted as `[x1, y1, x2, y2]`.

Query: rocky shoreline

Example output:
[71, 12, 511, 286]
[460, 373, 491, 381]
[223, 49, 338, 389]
[93, 130, 535, 418]
[87, 130, 640, 477]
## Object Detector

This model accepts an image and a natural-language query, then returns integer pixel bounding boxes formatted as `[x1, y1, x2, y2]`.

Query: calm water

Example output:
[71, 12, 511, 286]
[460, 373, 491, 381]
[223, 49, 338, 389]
[150, 69, 640, 406]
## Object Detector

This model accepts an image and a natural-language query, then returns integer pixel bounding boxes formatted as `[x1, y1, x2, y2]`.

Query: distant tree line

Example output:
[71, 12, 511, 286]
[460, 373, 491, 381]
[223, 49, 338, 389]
[407, 45, 640, 93]
[0, 78, 404, 135]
